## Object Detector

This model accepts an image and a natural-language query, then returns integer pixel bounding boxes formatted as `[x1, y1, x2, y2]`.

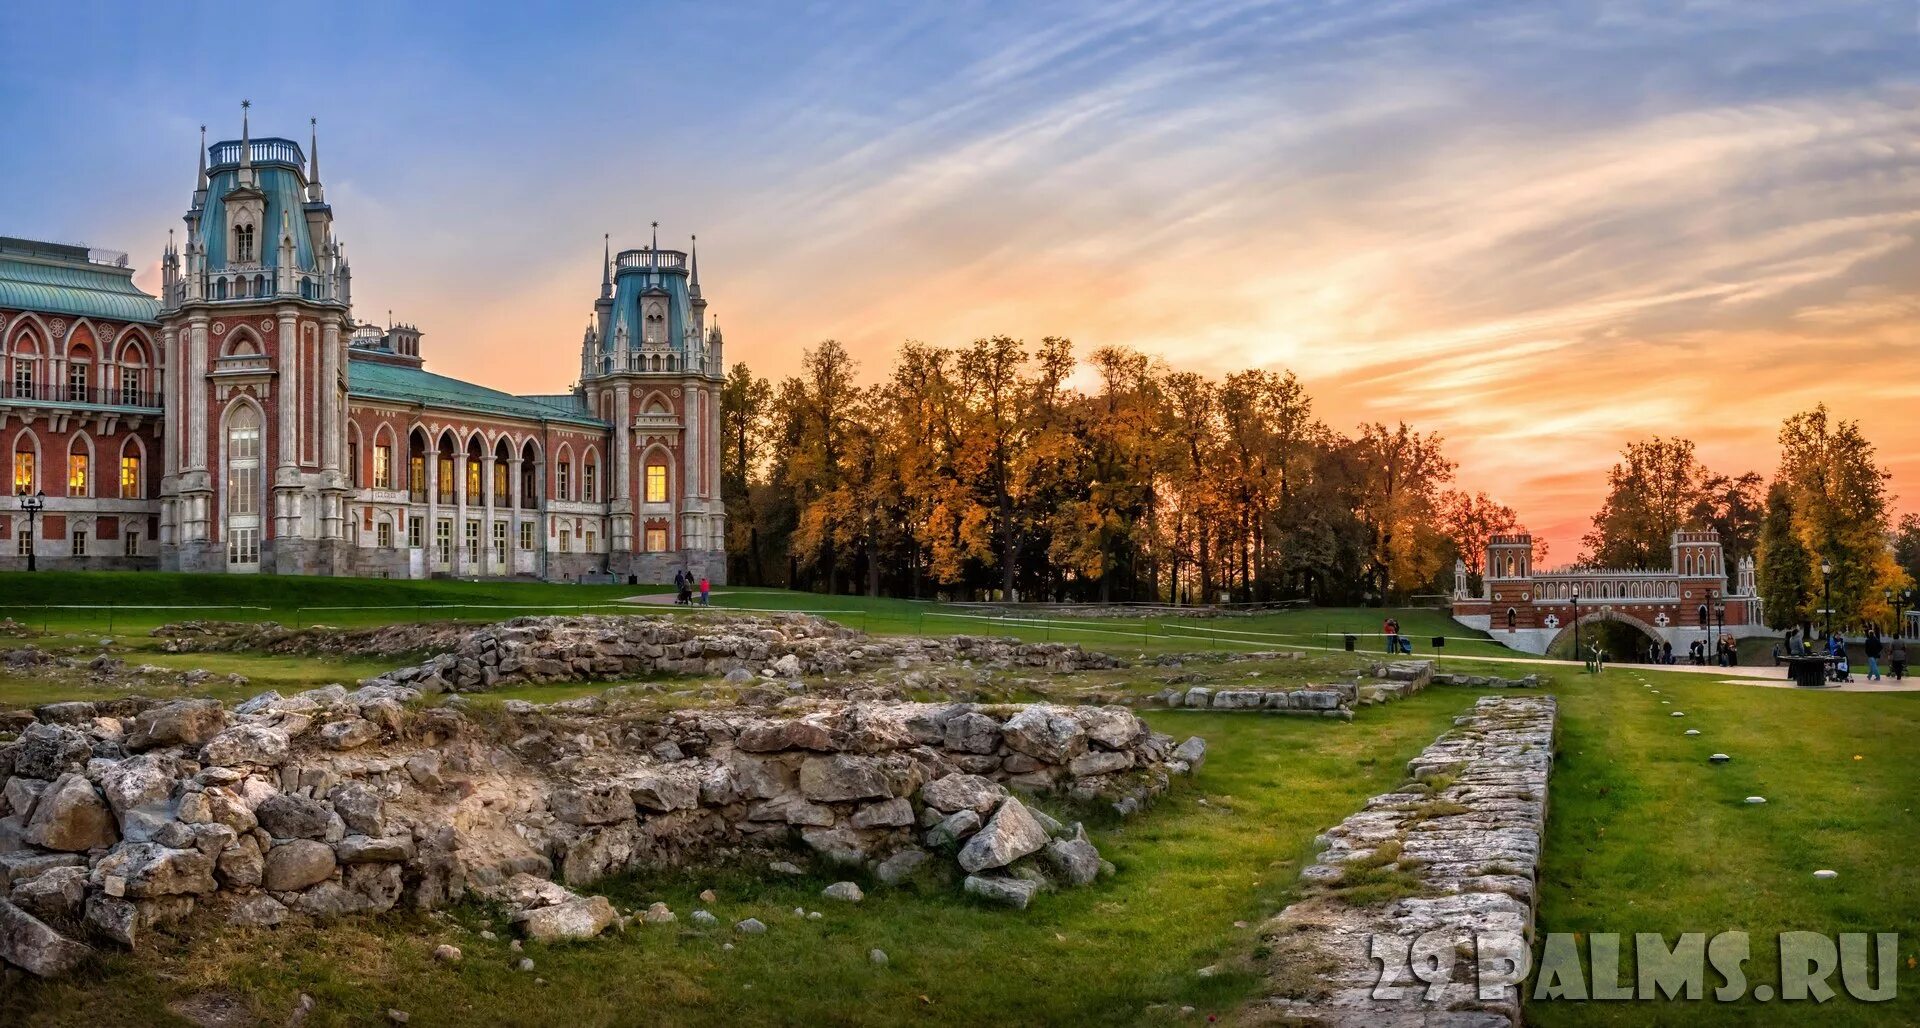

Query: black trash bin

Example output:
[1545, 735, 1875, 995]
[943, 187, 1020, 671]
[628, 574, 638, 586]
[1343, 634, 1356, 652]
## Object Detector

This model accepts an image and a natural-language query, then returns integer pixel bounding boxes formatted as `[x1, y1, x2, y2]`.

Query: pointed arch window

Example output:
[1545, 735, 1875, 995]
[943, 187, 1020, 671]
[234, 224, 256, 264]
[225, 405, 263, 570]
[120, 447, 142, 499]
[66, 442, 89, 497]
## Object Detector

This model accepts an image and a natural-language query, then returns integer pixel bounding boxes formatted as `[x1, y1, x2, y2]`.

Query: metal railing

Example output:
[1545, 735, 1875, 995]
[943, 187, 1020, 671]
[3, 383, 163, 410]
[615, 249, 687, 270]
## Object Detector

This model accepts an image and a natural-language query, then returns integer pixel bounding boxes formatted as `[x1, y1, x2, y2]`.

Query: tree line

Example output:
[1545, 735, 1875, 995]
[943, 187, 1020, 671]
[720, 338, 1528, 604]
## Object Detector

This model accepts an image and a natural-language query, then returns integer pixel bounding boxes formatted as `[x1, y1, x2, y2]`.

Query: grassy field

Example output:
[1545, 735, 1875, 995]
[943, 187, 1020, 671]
[0, 571, 1520, 662]
[2, 579, 1915, 1024]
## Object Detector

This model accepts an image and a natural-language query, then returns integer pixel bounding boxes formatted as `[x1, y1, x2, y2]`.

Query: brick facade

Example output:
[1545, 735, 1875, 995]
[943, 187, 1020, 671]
[2, 117, 726, 583]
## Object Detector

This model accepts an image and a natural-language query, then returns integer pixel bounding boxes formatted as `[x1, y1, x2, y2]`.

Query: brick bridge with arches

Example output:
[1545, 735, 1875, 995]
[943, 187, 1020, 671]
[1450, 529, 1768, 656]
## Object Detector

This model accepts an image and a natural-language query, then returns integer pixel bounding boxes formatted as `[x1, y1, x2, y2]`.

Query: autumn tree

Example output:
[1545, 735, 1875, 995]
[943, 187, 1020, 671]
[1773, 404, 1903, 628]
[720, 362, 774, 584]
[781, 341, 861, 592]
[1438, 490, 1520, 586]
[1349, 422, 1457, 603]
[1756, 480, 1812, 631]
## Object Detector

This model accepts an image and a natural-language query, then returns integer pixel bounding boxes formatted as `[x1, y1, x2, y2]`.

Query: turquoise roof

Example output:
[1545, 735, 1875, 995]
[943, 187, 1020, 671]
[200, 162, 319, 272]
[607, 259, 692, 355]
[348, 357, 604, 427]
[0, 247, 159, 324]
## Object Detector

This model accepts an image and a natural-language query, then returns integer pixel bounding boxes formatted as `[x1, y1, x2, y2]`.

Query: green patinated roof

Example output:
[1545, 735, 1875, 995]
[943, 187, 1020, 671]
[0, 247, 160, 325]
[348, 357, 603, 427]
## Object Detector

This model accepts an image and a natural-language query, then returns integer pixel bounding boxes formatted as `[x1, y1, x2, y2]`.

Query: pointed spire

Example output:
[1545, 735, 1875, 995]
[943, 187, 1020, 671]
[689, 234, 701, 297]
[196, 124, 208, 190]
[239, 100, 252, 171]
[309, 117, 320, 179]
[600, 233, 611, 299]
[650, 221, 658, 251]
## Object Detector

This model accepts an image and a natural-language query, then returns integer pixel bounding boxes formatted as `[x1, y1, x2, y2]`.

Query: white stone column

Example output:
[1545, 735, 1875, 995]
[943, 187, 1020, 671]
[454, 451, 469, 571]
[276, 309, 298, 476]
[425, 450, 439, 568]
[480, 453, 495, 572]
[187, 318, 209, 473]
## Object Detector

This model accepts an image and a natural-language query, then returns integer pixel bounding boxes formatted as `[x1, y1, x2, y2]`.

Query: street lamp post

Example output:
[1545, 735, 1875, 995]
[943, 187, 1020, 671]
[1715, 601, 1727, 665]
[1705, 588, 1717, 662]
[16, 489, 45, 573]
[1571, 587, 1581, 669]
[1819, 559, 1833, 643]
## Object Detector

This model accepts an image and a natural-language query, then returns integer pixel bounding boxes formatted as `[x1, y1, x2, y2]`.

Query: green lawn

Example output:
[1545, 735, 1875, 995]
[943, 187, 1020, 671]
[1, 580, 1915, 1024]
[0, 571, 1517, 660]
[1531, 664, 1920, 1025]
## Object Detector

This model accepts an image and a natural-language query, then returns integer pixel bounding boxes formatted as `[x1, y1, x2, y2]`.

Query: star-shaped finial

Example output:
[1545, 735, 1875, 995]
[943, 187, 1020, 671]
[242, 99, 251, 110]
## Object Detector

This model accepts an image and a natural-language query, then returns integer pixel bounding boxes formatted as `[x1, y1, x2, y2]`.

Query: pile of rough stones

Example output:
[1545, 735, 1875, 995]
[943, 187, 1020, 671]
[0, 676, 1202, 978]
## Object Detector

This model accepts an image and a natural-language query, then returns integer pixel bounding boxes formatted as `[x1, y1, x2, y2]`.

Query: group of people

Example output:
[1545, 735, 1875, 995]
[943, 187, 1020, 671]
[1778, 625, 1908, 683]
[1861, 625, 1907, 682]
[1380, 617, 1413, 655]
[672, 568, 711, 606]
[1640, 637, 1739, 666]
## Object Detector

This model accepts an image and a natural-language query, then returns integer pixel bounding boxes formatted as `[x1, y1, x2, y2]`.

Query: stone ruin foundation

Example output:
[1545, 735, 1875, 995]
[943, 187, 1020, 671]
[0, 672, 1201, 977]
[1250, 695, 1557, 1026]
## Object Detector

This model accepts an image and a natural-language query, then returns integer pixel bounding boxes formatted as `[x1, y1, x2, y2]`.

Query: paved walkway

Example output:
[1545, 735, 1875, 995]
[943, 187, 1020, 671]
[622, 592, 727, 605]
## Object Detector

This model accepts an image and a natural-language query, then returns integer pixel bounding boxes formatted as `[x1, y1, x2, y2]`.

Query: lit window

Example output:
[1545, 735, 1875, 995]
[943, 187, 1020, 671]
[436, 456, 454, 503]
[645, 527, 667, 553]
[645, 464, 668, 503]
[493, 460, 508, 500]
[12, 451, 32, 493]
[120, 455, 141, 498]
[374, 445, 393, 489]
[466, 459, 482, 501]
[408, 453, 425, 499]
[67, 453, 89, 496]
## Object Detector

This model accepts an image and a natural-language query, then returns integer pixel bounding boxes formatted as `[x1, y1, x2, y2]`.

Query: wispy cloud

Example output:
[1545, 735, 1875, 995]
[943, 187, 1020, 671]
[4, 0, 1915, 555]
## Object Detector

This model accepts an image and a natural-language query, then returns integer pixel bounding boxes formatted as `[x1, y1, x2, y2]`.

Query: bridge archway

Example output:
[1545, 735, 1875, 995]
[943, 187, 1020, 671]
[1545, 608, 1668, 659]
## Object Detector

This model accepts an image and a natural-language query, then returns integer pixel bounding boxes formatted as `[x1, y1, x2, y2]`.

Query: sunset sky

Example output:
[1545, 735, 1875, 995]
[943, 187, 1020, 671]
[2, 1, 1914, 559]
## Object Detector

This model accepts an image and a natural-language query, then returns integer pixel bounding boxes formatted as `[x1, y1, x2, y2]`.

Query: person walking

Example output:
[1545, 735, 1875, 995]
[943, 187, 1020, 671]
[1661, 640, 1674, 664]
[699, 576, 711, 607]
[1382, 616, 1397, 654]
[1863, 626, 1883, 681]
[1890, 636, 1908, 682]
[672, 568, 686, 605]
